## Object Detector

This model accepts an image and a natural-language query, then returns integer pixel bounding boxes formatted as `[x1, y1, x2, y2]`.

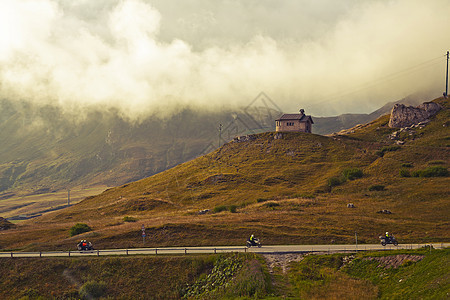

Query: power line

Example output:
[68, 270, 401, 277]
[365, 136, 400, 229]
[315, 54, 446, 104]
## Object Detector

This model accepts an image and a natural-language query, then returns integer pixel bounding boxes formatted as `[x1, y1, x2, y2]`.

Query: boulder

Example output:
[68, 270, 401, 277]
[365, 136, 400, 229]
[388, 102, 442, 128]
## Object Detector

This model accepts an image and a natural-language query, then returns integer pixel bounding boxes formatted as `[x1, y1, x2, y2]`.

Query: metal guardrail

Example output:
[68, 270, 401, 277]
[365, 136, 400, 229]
[0, 247, 249, 258]
[0, 243, 447, 258]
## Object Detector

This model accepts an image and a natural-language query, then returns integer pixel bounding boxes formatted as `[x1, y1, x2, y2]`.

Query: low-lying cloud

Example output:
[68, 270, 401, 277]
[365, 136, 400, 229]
[0, 0, 448, 119]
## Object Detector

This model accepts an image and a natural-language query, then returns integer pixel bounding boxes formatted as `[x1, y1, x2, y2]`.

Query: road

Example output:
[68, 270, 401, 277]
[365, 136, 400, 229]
[0, 243, 448, 258]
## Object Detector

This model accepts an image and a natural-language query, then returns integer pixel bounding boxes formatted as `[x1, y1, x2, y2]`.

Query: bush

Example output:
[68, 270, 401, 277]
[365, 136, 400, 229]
[79, 281, 107, 299]
[123, 216, 138, 222]
[328, 176, 344, 187]
[400, 169, 411, 177]
[368, 185, 385, 191]
[428, 160, 445, 165]
[256, 198, 269, 203]
[343, 168, 363, 180]
[412, 166, 448, 177]
[229, 205, 237, 213]
[213, 205, 228, 213]
[401, 163, 413, 168]
[69, 223, 92, 237]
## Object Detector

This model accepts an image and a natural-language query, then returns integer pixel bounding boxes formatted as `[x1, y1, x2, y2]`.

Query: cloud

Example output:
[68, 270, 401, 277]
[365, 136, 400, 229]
[0, 0, 448, 119]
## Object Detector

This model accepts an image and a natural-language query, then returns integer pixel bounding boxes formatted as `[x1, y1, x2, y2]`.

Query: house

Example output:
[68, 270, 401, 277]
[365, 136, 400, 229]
[275, 109, 314, 133]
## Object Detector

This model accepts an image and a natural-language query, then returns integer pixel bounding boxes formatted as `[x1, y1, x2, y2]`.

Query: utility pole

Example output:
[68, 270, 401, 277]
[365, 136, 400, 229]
[446, 51, 449, 98]
[67, 189, 70, 206]
[218, 124, 223, 147]
[355, 232, 358, 252]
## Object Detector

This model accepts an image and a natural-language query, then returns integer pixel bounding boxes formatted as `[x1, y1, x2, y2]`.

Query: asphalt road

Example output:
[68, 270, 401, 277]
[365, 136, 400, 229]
[0, 243, 448, 258]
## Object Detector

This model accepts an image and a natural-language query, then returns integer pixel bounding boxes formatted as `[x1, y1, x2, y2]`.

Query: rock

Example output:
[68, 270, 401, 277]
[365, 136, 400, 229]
[198, 209, 210, 215]
[389, 102, 442, 128]
[233, 134, 256, 142]
[377, 209, 392, 214]
[396, 140, 405, 145]
[274, 132, 283, 140]
[347, 203, 355, 208]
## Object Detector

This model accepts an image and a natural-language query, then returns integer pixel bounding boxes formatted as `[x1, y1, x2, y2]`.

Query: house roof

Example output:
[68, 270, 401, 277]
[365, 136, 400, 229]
[276, 114, 314, 124]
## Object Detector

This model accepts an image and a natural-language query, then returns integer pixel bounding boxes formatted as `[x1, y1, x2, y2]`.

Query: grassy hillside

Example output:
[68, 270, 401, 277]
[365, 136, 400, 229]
[0, 253, 271, 299]
[0, 96, 416, 198]
[0, 97, 448, 251]
[0, 99, 279, 196]
[287, 247, 449, 299]
[0, 248, 447, 299]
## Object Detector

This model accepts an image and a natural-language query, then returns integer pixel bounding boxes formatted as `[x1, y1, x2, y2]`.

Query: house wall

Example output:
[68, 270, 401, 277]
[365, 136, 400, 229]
[276, 120, 311, 133]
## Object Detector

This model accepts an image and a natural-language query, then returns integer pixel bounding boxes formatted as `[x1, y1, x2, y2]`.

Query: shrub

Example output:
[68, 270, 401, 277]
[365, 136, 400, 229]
[412, 166, 448, 177]
[401, 163, 413, 168]
[79, 281, 107, 299]
[256, 198, 269, 203]
[368, 185, 385, 191]
[328, 176, 344, 187]
[428, 160, 446, 165]
[229, 205, 237, 213]
[123, 216, 138, 222]
[69, 223, 91, 237]
[400, 169, 411, 177]
[213, 205, 228, 213]
[343, 168, 363, 180]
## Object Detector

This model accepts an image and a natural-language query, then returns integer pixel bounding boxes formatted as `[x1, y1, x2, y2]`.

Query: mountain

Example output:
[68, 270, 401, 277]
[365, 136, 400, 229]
[0, 95, 424, 198]
[1, 97, 447, 251]
[312, 95, 423, 135]
[0, 99, 279, 195]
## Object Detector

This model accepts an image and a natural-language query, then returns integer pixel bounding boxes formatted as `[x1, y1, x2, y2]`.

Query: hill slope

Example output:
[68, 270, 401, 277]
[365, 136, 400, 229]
[0, 95, 422, 198]
[0, 97, 448, 251]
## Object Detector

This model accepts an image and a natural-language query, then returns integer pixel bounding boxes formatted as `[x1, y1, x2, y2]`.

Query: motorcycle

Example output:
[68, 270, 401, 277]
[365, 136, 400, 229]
[379, 235, 398, 246]
[77, 241, 94, 251]
[246, 238, 262, 248]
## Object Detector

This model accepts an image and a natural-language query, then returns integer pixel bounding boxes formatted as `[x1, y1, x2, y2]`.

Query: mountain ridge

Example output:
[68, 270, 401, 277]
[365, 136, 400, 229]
[0, 96, 423, 197]
[1, 96, 447, 251]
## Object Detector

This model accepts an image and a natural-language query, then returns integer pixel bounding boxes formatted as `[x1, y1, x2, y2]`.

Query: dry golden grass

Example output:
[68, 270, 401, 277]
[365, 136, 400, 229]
[0, 185, 109, 219]
[0, 98, 448, 251]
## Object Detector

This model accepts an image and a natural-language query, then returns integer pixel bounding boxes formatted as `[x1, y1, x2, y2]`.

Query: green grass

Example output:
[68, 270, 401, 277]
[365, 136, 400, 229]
[286, 248, 450, 299]
[0, 253, 270, 300]
[343, 248, 450, 299]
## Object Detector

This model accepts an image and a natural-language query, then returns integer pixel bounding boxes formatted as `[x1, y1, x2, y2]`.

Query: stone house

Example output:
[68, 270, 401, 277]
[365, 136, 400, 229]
[275, 109, 314, 133]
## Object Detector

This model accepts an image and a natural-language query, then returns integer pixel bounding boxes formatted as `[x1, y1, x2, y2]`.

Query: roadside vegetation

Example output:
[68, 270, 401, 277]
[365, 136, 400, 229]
[0, 253, 271, 300]
[285, 247, 449, 299]
[0, 248, 447, 299]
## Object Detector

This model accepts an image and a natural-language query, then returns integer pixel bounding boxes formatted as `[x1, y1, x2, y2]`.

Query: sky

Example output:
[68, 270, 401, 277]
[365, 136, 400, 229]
[0, 0, 448, 119]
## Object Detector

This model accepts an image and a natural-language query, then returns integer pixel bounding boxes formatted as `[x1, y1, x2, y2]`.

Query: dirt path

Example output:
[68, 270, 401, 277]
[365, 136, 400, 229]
[262, 253, 305, 274]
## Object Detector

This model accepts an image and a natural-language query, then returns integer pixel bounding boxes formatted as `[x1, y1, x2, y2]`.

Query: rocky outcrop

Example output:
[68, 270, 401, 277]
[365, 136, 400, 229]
[389, 102, 442, 128]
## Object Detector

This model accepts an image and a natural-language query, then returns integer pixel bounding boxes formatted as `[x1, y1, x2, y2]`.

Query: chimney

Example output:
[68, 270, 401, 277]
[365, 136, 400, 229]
[299, 109, 305, 115]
